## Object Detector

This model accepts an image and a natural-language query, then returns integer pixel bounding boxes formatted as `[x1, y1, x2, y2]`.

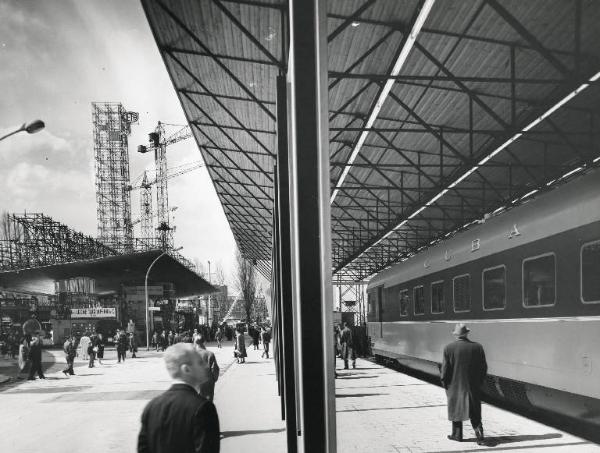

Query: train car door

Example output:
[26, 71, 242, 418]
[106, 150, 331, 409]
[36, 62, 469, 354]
[377, 286, 383, 337]
[367, 286, 384, 339]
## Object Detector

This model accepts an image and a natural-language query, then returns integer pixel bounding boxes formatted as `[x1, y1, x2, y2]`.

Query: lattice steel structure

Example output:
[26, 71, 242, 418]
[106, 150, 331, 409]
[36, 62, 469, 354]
[0, 213, 116, 271]
[334, 283, 367, 325]
[144, 0, 600, 284]
[151, 122, 173, 249]
[140, 171, 154, 242]
[93, 102, 138, 253]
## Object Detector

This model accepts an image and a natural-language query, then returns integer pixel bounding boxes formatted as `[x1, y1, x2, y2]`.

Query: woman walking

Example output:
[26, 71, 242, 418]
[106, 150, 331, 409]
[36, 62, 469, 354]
[234, 328, 247, 364]
[96, 333, 105, 365]
[215, 328, 222, 349]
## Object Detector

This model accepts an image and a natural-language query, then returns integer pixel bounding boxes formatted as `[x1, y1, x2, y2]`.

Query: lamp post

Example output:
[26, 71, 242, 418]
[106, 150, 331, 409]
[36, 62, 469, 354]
[0, 120, 45, 142]
[145, 246, 182, 350]
[207, 260, 211, 326]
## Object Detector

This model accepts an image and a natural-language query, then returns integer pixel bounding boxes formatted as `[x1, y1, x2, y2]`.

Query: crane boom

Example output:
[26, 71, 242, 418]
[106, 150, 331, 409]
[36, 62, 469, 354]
[128, 161, 203, 190]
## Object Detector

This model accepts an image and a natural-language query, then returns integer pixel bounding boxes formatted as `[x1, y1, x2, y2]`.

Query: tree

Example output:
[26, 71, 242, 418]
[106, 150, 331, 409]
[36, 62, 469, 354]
[193, 258, 205, 278]
[214, 262, 226, 286]
[0, 211, 23, 241]
[234, 248, 257, 329]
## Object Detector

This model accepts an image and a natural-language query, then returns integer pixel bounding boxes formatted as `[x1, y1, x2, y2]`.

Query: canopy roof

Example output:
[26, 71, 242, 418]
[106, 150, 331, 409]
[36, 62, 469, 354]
[143, 0, 600, 283]
[0, 250, 215, 297]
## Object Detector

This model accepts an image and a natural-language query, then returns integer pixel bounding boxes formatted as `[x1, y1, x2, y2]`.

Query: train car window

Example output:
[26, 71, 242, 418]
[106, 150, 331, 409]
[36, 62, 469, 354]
[413, 286, 425, 315]
[367, 292, 374, 314]
[399, 289, 409, 317]
[581, 240, 600, 303]
[483, 265, 506, 311]
[453, 274, 471, 312]
[431, 280, 445, 314]
[523, 253, 556, 307]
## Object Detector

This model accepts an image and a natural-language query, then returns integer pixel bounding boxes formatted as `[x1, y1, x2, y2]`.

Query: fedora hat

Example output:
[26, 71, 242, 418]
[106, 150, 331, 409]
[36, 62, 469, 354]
[452, 323, 470, 336]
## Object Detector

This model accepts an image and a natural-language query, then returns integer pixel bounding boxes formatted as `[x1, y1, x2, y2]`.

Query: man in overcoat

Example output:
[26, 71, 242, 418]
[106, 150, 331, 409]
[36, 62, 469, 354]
[339, 322, 356, 369]
[27, 336, 45, 380]
[138, 343, 220, 453]
[440, 323, 487, 445]
[62, 336, 76, 376]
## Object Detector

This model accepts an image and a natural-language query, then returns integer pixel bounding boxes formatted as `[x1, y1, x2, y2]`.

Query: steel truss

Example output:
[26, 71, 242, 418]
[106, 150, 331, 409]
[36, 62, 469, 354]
[0, 213, 116, 271]
[328, 0, 600, 282]
[333, 282, 367, 326]
[143, 1, 600, 286]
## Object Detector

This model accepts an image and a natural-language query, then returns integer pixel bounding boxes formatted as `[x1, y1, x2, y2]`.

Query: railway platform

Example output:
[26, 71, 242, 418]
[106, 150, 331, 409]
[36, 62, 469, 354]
[0, 343, 598, 452]
[335, 357, 598, 452]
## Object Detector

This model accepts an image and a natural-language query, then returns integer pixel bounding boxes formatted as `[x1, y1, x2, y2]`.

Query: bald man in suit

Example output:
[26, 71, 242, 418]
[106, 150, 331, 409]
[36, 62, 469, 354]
[138, 343, 220, 453]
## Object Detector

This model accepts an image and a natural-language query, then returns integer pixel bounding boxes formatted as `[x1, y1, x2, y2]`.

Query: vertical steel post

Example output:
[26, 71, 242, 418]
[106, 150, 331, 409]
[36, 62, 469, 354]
[272, 168, 285, 416]
[276, 75, 298, 453]
[287, 0, 336, 451]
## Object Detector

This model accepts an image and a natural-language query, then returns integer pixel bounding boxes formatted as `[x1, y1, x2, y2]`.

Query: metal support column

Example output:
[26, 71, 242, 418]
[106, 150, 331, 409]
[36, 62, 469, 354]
[288, 0, 336, 451]
[276, 75, 299, 453]
[271, 175, 284, 414]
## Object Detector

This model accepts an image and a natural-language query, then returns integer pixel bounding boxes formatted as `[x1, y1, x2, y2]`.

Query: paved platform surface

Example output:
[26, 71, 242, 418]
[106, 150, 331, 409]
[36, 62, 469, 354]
[0, 344, 598, 452]
[335, 359, 599, 452]
[0, 339, 284, 453]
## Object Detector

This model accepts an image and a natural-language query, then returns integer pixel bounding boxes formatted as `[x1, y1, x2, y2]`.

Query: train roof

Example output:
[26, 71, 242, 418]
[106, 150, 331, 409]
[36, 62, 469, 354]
[367, 167, 600, 291]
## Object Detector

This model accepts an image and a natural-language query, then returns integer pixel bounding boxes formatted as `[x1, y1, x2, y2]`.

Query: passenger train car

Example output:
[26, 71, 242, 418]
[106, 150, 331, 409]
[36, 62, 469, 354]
[367, 167, 600, 438]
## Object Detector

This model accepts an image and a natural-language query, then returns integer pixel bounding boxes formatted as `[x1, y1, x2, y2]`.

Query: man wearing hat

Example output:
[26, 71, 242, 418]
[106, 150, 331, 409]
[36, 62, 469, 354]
[440, 323, 487, 445]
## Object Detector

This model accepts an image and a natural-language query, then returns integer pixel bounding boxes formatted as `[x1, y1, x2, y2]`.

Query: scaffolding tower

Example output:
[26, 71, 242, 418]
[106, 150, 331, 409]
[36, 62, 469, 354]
[92, 102, 138, 253]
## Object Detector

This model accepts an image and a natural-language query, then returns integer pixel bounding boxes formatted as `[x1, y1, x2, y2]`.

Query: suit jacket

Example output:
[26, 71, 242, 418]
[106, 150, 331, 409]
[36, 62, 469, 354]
[340, 327, 353, 347]
[138, 384, 220, 453]
[440, 338, 487, 421]
[193, 350, 220, 402]
[63, 340, 76, 358]
[28, 342, 43, 363]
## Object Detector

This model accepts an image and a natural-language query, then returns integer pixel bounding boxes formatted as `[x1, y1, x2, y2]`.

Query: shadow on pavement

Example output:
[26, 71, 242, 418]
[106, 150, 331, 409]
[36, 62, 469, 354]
[477, 432, 562, 447]
[337, 404, 446, 413]
[3, 385, 91, 394]
[335, 375, 378, 380]
[336, 393, 387, 398]
[221, 428, 285, 438]
[338, 383, 429, 390]
[435, 440, 591, 453]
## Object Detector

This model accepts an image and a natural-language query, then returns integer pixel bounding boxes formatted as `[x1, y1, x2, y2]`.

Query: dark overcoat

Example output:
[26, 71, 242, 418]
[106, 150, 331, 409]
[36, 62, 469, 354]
[234, 332, 247, 358]
[138, 383, 220, 453]
[440, 338, 487, 421]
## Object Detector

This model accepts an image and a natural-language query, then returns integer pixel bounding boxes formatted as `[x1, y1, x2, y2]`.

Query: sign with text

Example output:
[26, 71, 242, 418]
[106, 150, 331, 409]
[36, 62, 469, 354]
[70, 307, 116, 319]
[175, 300, 194, 313]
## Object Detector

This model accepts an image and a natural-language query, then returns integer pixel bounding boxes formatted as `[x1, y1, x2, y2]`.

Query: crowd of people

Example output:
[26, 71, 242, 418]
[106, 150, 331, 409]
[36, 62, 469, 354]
[0, 331, 27, 360]
[4, 317, 489, 450]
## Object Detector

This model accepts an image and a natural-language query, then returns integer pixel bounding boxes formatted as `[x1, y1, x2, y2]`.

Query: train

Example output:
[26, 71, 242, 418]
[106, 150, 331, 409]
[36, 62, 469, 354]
[366, 166, 600, 439]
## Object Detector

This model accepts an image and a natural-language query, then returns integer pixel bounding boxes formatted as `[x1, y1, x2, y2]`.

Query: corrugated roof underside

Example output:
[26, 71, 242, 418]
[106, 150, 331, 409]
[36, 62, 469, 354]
[144, 0, 600, 282]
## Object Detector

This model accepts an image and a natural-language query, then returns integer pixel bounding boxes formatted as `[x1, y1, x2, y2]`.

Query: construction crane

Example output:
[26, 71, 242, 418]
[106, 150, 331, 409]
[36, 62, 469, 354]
[128, 160, 204, 243]
[137, 122, 193, 249]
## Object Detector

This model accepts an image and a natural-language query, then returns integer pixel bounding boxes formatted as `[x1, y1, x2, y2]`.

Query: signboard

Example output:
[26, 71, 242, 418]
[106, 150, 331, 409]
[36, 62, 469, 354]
[70, 307, 116, 319]
[148, 307, 161, 312]
[175, 300, 194, 313]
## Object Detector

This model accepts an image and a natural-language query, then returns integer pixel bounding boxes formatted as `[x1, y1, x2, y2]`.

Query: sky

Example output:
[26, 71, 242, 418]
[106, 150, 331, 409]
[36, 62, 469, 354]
[0, 0, 239, 289]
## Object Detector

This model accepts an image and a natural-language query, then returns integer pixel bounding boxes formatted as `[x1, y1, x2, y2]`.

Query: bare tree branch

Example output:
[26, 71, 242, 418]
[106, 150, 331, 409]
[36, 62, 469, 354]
[235, 247, 257, 327]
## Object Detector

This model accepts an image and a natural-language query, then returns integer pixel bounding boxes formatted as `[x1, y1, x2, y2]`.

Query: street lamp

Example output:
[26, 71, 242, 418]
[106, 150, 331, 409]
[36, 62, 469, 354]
[145, 246, 183, 350]
[207, 260, 211, 326]
[0, 120, 45, 142]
